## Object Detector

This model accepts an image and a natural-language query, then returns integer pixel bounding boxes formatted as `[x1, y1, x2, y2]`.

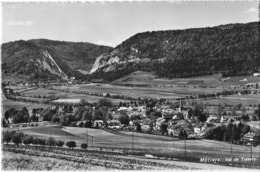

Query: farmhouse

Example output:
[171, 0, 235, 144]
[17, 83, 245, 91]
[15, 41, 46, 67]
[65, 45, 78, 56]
[194, 123, 205, 134]
[243, 132, 260, 145]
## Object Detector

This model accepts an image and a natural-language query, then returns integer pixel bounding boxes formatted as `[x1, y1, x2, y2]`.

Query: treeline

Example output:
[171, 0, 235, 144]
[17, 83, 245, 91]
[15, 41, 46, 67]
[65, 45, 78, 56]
[204, 122, 254, 144]
[2, 130, 86, 149]
[88, 22, 260, 81]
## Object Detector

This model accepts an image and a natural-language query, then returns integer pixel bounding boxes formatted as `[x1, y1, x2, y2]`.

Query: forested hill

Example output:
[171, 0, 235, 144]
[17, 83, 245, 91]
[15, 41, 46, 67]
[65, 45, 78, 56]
[88, 22, 260, 82]
[1, 39, 113, 80]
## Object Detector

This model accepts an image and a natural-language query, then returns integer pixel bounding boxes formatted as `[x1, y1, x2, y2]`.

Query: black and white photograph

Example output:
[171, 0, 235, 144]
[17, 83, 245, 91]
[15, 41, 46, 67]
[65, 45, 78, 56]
[1, 0, 260, 170]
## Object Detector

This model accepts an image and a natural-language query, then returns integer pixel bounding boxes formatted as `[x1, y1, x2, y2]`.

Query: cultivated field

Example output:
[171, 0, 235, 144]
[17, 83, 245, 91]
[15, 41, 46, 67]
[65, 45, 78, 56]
[53, 84, 222, 99]
[1, 94, 49, 112]
[113, 71, 260, 87]
[196, 95, 260, 106]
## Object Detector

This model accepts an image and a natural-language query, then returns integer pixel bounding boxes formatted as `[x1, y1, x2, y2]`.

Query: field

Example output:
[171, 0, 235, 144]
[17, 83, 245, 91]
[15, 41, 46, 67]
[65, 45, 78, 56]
[53, 84, 222, 99]
[14, 126, 260, 158]
[113, 71, 260, 87]
[196, 95, 260, 106]
[1, 94, 49, 112]
[4, 126, 260, 169]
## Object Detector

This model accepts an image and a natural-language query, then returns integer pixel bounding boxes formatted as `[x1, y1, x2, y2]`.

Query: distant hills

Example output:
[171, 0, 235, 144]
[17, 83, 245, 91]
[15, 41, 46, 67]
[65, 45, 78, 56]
[2, 22, 259, 82]
[87, 22, 260, 82]
[1, 39, 113, 80]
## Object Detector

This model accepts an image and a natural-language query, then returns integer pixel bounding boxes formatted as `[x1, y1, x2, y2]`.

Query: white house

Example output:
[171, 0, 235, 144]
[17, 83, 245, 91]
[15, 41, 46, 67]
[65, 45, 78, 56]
[253, 73, 260, 77]
[194, 124, 205, 134]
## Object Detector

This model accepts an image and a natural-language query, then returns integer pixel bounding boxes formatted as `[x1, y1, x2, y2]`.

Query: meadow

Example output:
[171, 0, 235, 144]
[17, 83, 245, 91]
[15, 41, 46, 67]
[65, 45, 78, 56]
[1, 94, 49, 112]
[196, 95, 260, 106]
[53, 84, 222, 99]
[113, 71, 260, 87]
[4, 126, 260, 169]
[14, 126, 260, 159]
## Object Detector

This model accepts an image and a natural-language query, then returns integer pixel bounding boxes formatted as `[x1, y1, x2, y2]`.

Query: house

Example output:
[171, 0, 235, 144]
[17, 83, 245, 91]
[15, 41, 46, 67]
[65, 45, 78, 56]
[206, 115, 219, 123]
[253, 73, 260, 77]
[93, 120, 104, 128]
[194, 123, 205, 134]
[162, 112, 175, 120]
[243, 132, 260, 146]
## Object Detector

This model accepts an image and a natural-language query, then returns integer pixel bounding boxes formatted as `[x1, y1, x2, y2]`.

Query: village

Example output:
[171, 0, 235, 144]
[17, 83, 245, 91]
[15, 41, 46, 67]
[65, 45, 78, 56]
[3, 90, 260, 147]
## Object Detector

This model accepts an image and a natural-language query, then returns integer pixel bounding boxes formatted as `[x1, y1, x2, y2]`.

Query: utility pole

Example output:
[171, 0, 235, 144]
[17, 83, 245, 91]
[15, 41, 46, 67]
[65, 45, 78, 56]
[251, 142, 253, 162]
[230, 139, 232, 154]
[184, 136, 186, 161]
[132, 130, 134, 150]
[86, 128, 88, 145]
[92, 136, 93, 148]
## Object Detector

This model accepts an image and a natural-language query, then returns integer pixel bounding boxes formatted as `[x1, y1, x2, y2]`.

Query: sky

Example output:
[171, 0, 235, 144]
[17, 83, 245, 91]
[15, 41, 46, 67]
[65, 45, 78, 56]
[2, 1, 259, 47]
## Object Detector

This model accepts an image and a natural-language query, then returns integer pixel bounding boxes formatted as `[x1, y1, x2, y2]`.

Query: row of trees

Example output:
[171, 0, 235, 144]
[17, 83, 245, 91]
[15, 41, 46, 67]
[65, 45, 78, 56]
[2, 130, 88, 149]
[204, 122, 251, 142]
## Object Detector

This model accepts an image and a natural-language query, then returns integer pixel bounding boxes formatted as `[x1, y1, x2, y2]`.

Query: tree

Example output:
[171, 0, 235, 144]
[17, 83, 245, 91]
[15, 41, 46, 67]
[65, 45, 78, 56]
[83, 110, 93, 121]
[84, 121, 92, 128]
[23, 135, 33, 146]
[130, 114, 141, 121]
[160, 122, 168, 135]
[223, 128, 231, 141]
[241, 114, 250, 121]
[56, 140, 64, 148]
[198, 112, 207, 122]
[51, 116, 60, 123]
[46, 137, 56, 148]
[60, 115, 71, 126]
[21, 107, 29, 123]
[81, 143, 88, 150]
[231, 125, 238, 141]
[79, 99, 88, 107]
[2, 118, 8, 128]
[98, 98, 113, 108]
[118, 112, 129, 125]
[2, 131, 15, 145]
[252, 115, 258, 121]
[93, 110, 104, 121]
[241, 125, 250, 136]
[29, 113, 38, 122]
[215, 126, 225, 141]
[179, 129, 188, 139]
[38, 138, 46, 147]
[135, 121, 141, 132]
[33, 137, 40, 147]
[12, 132, 24, 146]
[66, 141, 77, 149]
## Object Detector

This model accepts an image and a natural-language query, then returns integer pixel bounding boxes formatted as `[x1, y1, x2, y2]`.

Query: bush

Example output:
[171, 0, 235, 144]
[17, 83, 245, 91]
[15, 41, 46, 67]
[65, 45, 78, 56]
[66, 141, 76, 149]
[81, 143, 88, 149]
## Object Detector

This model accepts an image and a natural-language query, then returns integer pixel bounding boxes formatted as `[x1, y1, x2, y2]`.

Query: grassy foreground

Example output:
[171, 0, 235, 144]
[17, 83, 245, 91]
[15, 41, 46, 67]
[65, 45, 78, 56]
[2, 145, 195, 170]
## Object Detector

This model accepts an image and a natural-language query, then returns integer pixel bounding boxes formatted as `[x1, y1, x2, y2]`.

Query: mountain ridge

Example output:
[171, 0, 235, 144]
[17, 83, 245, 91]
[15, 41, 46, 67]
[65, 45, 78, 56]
[1, 39, 113, 80]
[87, 22, 260, 82]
